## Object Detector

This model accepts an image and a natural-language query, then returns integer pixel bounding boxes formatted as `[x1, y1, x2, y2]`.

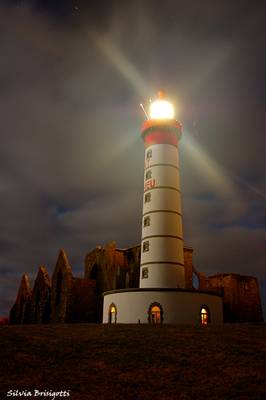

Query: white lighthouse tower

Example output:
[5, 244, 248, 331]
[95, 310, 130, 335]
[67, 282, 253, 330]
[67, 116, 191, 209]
[140, 90, 185, 289]
[102, 91, 223, 325]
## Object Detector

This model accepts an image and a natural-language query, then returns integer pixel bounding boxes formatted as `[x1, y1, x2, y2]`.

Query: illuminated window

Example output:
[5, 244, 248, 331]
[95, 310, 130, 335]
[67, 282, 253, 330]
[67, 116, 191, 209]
[145, 192, 151, 203]
[142, 267, 149, 279]
[143, 216, 150, 227]
[145, 170, 152, 180]
[200, 306, 210, 326]
[143, 241, 149, 252]
[146, 149, 152, 160]
[148, 303, 163, 324]
[108, 303, 117, 324]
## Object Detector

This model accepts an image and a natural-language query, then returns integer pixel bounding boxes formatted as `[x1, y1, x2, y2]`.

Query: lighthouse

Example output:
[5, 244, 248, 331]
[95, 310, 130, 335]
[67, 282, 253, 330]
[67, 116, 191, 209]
[140, 91, 185, 289]
[102, 91, 223, 325]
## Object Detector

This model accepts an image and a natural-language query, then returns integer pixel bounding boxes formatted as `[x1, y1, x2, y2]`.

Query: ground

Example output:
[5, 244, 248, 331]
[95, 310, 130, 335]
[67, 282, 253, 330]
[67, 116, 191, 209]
[0, 324, 265, 400]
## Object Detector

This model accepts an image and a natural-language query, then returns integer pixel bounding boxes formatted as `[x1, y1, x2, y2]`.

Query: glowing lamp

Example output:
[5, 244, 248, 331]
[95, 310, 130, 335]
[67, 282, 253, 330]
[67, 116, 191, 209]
[149, 94, 175, 120]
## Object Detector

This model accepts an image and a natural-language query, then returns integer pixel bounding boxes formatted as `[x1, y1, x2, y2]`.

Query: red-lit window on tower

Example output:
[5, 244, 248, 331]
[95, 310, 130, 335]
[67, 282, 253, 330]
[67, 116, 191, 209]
[143, 241, 150, 252]
[145, 192, 151, 203]
[145, 170, 152, 180]
[200, 306, 210, 326]
[144, 179, 155, 191]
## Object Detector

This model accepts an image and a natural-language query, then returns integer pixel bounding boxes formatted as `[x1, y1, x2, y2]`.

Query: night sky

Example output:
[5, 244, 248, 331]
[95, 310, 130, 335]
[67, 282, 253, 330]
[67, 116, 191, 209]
[0, 0, 265, 319]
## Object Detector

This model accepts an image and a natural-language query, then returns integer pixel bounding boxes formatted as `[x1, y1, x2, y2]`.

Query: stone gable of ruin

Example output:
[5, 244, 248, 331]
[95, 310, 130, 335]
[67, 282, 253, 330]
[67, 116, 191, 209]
[31, 265, 51, 324]
[9, 244, 264, 324]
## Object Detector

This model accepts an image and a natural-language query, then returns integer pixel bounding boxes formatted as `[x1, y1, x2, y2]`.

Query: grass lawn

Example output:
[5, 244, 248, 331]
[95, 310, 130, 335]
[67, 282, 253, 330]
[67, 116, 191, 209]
[0, 324, 265, 399]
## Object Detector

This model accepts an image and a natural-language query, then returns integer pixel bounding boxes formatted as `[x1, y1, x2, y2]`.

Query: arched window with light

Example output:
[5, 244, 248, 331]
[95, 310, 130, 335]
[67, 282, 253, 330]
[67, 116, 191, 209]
[108, 303, 117, 324]
[200, 305, 210, 326]
[148, 302, 163, 324]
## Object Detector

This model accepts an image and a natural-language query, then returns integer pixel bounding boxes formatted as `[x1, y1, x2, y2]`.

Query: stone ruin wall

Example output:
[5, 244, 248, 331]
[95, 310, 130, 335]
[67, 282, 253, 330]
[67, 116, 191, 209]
[9, 243, 263, 324]
[31, 266, 51, 324]
[9, 274, 32, 325]
[9, 249, 97, 324]
[205, 273, 263, 323]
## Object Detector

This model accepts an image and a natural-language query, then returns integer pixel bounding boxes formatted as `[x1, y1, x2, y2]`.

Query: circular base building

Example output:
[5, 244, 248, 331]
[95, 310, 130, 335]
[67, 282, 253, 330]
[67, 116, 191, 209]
[103, 288, 223, 325]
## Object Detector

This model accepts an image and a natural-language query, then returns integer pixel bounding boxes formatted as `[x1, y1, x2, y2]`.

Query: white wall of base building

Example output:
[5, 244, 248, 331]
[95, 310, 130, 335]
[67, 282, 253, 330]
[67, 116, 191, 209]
[103, 290, 223, 325]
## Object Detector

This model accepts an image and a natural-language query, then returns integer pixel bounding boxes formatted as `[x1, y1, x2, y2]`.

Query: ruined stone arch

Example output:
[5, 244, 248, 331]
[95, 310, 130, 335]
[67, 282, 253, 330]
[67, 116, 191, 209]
[84, 246, 103, 280]
[192, 271, 200, 289]
[51, 249, 73, 323]
[9, 274, 32, 325]
[32, 265, 51, 324]
[90, 264, 99, 280]
[192, 266, 207, 290]
[56, 269, 63, 305]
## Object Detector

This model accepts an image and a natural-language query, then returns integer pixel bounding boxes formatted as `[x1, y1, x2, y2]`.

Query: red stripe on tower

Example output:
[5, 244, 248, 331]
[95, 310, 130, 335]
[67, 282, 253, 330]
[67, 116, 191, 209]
[141, 119, 182, 148]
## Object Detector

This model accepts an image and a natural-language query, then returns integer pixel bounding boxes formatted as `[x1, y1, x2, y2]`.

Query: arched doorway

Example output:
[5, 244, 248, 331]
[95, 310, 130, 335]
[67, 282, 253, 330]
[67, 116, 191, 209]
[148, 302, 163, 324]
[200, 306, 210, 326]
[90, 264, 98, 280]
[108, 303, 117, 324]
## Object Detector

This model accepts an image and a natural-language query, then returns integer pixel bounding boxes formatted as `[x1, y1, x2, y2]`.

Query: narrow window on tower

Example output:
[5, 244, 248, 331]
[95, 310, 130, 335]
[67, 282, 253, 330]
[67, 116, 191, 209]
[146, 149, 152, 160]
[143, 241, 150, 252]
[144, 192, 151, 203]
[143, 216, 150, 227]
[145, 170, 152, 180]
[142, 267, 149, 279]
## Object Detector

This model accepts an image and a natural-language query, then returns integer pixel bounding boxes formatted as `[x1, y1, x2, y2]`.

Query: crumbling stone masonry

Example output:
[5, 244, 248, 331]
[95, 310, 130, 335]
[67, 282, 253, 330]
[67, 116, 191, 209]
[31, 265, 51, 324]
[205, 273, 263, 323]
[9, 274, 32, 324]
[51, 249, 74, 323]
[9, 242, 263, 324]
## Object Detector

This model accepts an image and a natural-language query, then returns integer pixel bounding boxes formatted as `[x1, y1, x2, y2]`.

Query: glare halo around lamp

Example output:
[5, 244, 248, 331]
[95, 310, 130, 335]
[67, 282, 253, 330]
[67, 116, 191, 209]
[149, 91, 175, 120]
